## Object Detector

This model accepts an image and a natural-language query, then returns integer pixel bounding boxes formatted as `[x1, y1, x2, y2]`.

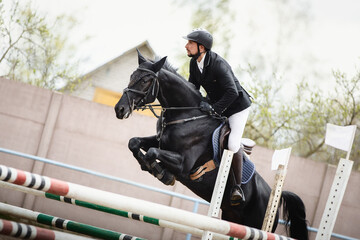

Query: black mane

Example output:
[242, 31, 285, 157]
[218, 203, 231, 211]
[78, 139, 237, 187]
[151, 57, 181, 77]
[152, 56, 199, 93]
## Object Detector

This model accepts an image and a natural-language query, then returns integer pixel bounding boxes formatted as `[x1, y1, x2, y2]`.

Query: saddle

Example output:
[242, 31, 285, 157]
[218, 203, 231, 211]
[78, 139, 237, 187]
[190, 122, 256, 182]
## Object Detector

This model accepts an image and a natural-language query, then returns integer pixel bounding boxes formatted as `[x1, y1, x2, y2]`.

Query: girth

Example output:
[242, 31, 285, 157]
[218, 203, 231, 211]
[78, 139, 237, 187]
[189, 160, 216, 181]
[189, 123, 230, 181]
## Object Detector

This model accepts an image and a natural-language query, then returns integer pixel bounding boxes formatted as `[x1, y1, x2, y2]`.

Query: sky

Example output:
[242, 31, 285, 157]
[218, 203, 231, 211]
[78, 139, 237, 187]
[30, 0, 192, 72]
[14, 0, 360, 93]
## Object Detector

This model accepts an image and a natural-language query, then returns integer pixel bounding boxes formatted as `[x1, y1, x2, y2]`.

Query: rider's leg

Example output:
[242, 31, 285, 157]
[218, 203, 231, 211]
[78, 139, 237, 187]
[228, 107, 250, 152]
[230, 150, 245, 205]
[228, 107, 250, 205]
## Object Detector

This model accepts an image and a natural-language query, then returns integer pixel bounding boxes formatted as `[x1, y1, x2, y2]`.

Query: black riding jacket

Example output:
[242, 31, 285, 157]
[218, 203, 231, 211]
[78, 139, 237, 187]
[189, 51, 251, 117]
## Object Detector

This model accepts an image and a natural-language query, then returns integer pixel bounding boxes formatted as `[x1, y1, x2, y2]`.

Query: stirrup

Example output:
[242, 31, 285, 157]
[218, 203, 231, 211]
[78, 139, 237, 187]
[230, 185, 245, 206]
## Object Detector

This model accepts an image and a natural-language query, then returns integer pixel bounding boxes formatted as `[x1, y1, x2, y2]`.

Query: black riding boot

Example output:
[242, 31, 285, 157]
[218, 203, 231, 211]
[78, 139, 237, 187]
[230, 148, 245, 206]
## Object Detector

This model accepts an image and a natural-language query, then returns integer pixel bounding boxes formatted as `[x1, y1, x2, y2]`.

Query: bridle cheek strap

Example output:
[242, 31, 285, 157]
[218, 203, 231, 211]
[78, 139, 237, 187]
[143, 78, 159, 104]
[123, 68, 159, 112]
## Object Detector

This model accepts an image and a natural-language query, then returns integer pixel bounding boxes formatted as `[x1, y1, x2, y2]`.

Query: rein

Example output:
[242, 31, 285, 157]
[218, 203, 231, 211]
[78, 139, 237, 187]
[140, 104, 226, 122]
[156, 107, 210, 143]
[155, 107, 226, 145]
[164, 115, 208, 126]
[137, 104, 202, 118]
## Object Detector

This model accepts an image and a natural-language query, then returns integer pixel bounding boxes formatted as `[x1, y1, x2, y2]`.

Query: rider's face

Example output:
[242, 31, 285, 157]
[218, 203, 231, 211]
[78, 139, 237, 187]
[185, 40, 198, 57]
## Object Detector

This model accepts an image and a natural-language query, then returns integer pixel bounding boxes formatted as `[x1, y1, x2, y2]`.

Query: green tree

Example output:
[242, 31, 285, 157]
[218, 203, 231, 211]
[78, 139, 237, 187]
[244, 63, 360, 169]
[241, 64, 297, 149]
[0, 0, 83, 91]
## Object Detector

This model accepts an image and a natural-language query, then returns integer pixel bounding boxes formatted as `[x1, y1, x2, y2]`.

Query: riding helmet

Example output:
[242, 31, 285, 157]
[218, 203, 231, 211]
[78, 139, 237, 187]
[183, 28, 213, 50]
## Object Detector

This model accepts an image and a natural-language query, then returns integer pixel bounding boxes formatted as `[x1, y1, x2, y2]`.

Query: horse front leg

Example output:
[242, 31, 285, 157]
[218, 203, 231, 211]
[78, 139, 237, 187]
[128, 135, 158, 173]
[144, 147, 184, 186]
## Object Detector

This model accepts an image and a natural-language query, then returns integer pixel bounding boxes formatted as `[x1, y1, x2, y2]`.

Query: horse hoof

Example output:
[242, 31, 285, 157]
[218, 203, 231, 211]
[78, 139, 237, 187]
[163, 176, 175, 186]
[161, 172, 176, 186]
[169, 177, 175, 186]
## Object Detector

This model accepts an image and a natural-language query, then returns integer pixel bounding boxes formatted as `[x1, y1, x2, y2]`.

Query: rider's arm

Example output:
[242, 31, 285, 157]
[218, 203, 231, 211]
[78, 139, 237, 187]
[188, 60, 200, 90]
[212, 62, 239, 115]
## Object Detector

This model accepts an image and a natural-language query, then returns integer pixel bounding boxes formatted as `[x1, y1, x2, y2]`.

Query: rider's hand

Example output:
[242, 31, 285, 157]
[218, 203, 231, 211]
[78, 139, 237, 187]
[199, 101, 214, 114]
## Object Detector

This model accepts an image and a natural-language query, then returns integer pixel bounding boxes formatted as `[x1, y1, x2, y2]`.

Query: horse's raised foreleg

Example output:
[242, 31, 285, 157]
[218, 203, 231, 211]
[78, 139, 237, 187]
[128, 136, 158, 173]
[144, 147, 184, 186]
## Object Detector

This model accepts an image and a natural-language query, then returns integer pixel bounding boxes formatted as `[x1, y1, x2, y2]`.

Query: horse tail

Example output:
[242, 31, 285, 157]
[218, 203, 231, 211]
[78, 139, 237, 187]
[281, 191, 309, 240]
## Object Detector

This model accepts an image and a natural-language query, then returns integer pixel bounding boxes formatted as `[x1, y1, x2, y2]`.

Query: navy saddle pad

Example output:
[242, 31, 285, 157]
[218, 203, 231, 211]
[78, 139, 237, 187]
[212, 123, 255, 184]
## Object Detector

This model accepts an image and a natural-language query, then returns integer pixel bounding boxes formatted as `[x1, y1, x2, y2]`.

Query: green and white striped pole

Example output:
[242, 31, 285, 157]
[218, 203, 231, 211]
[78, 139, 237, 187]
[0, 202, 145, 240]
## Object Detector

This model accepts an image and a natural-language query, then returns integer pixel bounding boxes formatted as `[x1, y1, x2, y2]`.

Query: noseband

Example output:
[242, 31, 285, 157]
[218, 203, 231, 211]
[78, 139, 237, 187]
[123, 68, 160, 112]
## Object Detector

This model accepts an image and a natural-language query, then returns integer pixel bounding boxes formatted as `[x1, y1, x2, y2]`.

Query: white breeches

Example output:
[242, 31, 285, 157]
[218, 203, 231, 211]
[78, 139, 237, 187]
[228, 107, 251, 152]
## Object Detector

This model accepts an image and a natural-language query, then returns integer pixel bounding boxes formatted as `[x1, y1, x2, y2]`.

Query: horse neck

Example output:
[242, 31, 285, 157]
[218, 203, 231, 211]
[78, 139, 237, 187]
[157, 70, 201, 108]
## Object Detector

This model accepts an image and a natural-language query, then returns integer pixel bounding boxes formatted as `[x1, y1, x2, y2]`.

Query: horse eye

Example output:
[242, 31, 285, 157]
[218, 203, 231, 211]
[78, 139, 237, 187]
[142, 76, 151, 83]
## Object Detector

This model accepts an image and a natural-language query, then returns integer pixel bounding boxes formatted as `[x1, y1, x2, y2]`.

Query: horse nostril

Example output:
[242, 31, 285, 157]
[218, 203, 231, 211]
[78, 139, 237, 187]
[115, 105, 125, 118]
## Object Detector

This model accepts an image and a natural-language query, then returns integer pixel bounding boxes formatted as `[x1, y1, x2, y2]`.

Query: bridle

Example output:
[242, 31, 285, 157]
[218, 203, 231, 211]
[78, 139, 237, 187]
[123, 67, 160, 113]
[123, 67, 205, 118]
[123, 67, 226, 145]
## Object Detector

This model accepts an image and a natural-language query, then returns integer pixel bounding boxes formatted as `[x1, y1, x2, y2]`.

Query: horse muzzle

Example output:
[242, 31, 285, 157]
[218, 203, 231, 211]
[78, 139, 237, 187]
[114, 104, 132, 119]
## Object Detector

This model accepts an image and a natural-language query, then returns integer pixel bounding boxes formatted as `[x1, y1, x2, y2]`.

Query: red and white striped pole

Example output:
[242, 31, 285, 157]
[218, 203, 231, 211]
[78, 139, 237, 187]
[0, 218, 89, 240]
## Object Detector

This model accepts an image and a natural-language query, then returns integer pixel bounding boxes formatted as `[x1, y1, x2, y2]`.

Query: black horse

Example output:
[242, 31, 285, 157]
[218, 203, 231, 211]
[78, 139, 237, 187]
[115, 50, 308, 239]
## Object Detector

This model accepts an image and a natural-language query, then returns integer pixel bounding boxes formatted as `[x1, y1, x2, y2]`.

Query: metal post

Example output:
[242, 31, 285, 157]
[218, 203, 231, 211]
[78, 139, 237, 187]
[262, 148, 291, 232]
[201, 150, 234, 240]
[315, 158, 353, 240]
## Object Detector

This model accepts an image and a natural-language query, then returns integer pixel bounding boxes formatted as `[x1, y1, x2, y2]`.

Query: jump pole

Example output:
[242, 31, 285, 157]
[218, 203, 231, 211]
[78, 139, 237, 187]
[0, 201, 145, 240]
[0, 218, 91, 240]
[0, 181, 232, 240]
[0, 164, 293, 240]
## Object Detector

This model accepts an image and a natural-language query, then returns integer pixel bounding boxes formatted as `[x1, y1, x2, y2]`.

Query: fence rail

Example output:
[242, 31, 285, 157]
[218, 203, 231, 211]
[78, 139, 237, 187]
[0, 147, 356, 240]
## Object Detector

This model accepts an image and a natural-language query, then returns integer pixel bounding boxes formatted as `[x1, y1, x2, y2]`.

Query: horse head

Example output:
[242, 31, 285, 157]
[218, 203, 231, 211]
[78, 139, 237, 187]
[114, 49, 167, 119]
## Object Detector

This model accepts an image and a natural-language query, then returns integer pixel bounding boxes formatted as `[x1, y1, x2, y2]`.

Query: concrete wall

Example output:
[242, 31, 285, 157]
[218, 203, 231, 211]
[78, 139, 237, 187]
[0, 78, 359, 240]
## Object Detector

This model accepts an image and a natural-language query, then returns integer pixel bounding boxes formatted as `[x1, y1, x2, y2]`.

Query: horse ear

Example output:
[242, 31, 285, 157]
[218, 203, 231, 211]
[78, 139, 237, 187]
[137, 48, 147, 65]
[153, 56, 167, 73]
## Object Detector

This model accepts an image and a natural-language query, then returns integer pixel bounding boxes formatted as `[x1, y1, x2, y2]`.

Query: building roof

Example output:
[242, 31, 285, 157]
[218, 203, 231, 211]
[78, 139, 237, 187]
[82, 40, 155, 78]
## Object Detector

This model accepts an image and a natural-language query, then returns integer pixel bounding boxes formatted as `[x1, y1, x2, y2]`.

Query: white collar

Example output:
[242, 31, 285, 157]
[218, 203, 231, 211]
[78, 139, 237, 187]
[196, 52, 206, 73]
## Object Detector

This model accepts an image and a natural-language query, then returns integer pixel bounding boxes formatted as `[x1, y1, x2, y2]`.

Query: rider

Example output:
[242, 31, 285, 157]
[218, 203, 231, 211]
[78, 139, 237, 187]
[183, 28, 252, 205]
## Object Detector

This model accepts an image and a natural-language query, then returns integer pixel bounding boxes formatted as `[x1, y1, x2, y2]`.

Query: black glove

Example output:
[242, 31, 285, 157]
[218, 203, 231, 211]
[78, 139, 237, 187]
[199, 101, 214, 114]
